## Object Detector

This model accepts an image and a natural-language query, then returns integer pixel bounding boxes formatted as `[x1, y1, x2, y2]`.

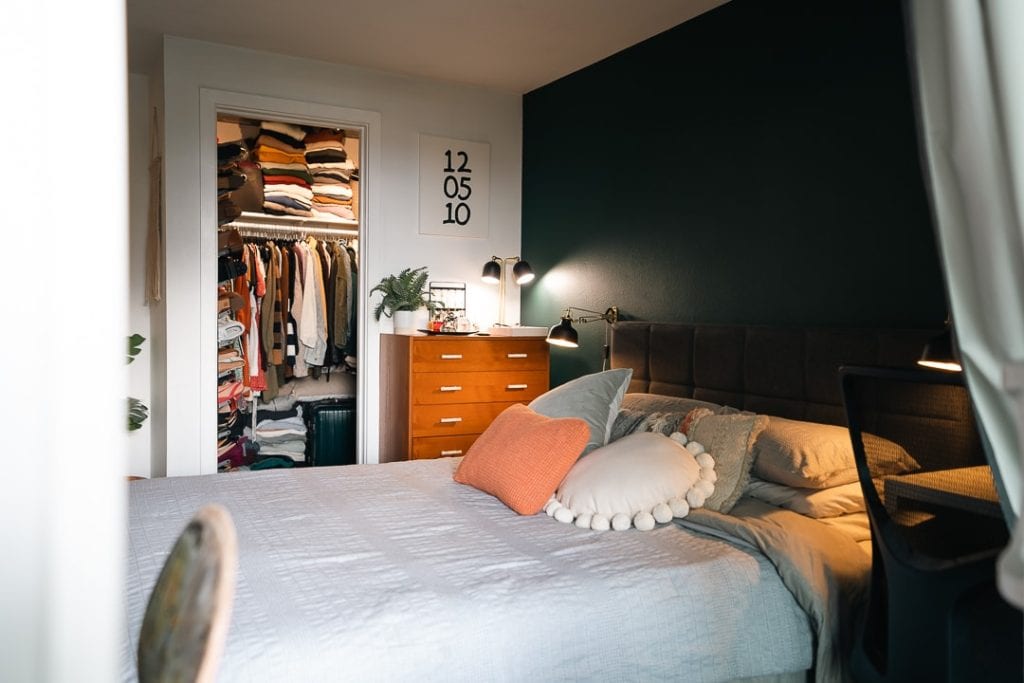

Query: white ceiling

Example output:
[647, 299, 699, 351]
[127, 0, 727, 93]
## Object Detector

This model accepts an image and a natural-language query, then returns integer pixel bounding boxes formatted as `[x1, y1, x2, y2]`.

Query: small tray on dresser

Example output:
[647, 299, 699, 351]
[417, 329, 478, 336]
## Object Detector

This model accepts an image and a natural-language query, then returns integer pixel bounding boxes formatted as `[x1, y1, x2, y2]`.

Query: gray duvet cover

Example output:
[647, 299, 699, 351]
[123, 458, 816, 682]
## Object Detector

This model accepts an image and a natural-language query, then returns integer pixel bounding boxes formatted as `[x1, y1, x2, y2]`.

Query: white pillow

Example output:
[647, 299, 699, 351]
[744, 477, 865, 519]
[546, 431, 717, 531]
[529, 368, 632, 456]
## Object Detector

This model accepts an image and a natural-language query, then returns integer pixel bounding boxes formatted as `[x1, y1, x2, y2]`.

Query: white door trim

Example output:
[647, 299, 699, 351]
[199, 88, 381, 472]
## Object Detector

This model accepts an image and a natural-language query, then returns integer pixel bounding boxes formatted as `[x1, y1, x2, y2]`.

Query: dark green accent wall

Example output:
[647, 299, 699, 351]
[521, 0, 946, 387]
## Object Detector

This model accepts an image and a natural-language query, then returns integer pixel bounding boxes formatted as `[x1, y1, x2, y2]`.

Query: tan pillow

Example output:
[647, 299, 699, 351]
[752, 417, 919, 489]
[686, 411, 769, 513]
[453, 403, 589, 515]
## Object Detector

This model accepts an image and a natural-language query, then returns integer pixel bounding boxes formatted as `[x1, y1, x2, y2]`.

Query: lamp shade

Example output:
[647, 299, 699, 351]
[918, 329, 962, 372]
[481, 259, 501, 284]
[512, 260, 535, 285]
[546, 317, 579, 348]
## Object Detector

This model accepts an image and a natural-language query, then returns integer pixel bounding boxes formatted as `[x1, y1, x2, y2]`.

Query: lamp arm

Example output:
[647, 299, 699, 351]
[568, 306, 619, 325]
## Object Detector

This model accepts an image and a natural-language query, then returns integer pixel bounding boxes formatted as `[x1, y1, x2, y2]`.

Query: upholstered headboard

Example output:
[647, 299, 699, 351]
[609, 322, 937, 427]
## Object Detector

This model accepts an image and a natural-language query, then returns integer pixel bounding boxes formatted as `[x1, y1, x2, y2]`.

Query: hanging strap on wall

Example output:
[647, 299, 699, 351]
[145, 106, 163, 304]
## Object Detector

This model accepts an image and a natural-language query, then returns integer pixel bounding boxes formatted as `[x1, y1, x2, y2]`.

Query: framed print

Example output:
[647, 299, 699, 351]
[419, 134, 490, 238]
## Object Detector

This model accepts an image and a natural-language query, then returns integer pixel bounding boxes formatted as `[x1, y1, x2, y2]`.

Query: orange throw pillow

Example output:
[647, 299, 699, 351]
[454, 403, 589, 515]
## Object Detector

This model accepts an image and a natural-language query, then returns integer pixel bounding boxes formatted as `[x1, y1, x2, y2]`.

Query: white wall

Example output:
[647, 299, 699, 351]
[156, 37, 522, 474]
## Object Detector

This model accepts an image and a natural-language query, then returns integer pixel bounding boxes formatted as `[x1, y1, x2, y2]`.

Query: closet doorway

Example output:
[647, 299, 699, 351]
[199, 89, 381, 473]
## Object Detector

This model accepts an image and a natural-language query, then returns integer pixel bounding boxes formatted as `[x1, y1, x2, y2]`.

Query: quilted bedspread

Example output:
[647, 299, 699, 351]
[122, 458, 813, 682]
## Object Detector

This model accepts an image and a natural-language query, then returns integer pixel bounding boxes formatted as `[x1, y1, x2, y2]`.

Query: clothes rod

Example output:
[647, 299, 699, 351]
[227, 221, 359, 239]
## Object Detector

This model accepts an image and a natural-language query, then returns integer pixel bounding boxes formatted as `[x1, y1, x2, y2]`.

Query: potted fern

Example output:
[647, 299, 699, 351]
[370, 266, 437, 333]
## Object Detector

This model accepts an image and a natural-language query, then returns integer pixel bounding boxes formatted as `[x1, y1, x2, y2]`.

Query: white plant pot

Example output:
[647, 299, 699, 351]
[393, 310, 418, 335]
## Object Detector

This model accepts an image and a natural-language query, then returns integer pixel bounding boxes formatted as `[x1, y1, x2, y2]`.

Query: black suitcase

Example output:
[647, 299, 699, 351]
[305, 399, 357, 466]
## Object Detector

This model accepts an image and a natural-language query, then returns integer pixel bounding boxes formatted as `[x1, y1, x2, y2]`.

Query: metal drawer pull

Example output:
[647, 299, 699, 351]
[506, 353, 528, 359]
[439, 417, 463, 424]
[506, 383, 529, 390]
[439, 385, 462, 392]
[440, 449, 464, 456]
[440, 354, 463, 360]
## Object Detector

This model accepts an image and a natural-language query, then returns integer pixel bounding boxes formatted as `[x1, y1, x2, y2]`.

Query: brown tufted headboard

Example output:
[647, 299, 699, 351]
[609, 322, 937, 427]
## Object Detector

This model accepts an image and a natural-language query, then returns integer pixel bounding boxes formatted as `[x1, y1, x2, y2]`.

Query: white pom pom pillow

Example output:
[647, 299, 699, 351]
[546, 431, 717, 531]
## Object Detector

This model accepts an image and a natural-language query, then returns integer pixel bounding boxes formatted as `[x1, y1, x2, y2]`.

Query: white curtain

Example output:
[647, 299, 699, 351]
[906, 0, 1024, 606]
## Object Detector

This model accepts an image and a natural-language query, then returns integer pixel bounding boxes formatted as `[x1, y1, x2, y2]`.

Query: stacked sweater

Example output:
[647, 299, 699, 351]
[256, 120, 314, 217]
[247, 406, 308, 463]
[305, 129, 357, 222]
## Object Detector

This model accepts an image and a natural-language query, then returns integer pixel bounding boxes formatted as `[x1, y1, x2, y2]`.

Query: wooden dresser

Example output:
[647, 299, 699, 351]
[379, 334, 550, 462]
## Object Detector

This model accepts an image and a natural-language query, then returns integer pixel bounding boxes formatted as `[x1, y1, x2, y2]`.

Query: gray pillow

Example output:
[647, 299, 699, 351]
[529, 369, 632, 456]
[610, 394, 735, 443]
[687, 412, 770, 513]
[619, 393, 722, 416]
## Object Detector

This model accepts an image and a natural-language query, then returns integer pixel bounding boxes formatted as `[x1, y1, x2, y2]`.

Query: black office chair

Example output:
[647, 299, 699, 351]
[840, 366, 1022, 683]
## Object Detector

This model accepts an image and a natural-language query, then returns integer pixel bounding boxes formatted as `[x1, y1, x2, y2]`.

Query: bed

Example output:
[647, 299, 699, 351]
[123, 322, 936, 682]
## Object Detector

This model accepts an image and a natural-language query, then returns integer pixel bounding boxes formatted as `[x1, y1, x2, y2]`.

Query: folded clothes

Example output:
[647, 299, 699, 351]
[263, 174, 311, 188]
[254, 423, 305, 435]
[308, 160, 356, 173]
[218, 344, 243, 360]
[255, 416, 305, 430]
[257, 160, 308, 172]
[265, 183, 314, 201]
[255, 134, 305, 155]
[255, 145, 307, 165]
[263, 194, 312, 211]
[218, 318, 245, 343]
[304, 128, 345, 145]
[311, 196, 352, 206]
[256, 439, 307, 453]
[305, 149, 348, 164]
[312, 204, 356, 221]
[311, 183, 353, 199]
[217, 379, 244, 404]
[260, 168, 314, 185]
[261, 120, 307, 143]
[311, 172, 351, 185]
[264, 200, 314, 218]
[304, 140, 346, 155]
[219, 359, 244, 373]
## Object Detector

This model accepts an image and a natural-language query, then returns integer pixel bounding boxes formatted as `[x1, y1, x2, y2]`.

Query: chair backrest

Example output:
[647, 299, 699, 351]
[137, 504, 238, 683]
[839, 365, 1007, 563]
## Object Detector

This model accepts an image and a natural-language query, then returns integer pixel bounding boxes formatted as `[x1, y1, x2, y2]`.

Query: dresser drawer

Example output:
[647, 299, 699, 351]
[411, 338, 548, 372]
[411, 402, 519, 437]
[412, 370, 548, 405]
[410, 434, 479, 460]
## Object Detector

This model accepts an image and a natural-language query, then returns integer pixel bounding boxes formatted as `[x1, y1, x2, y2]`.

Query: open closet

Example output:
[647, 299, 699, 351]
[215, 114, 361, 472]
